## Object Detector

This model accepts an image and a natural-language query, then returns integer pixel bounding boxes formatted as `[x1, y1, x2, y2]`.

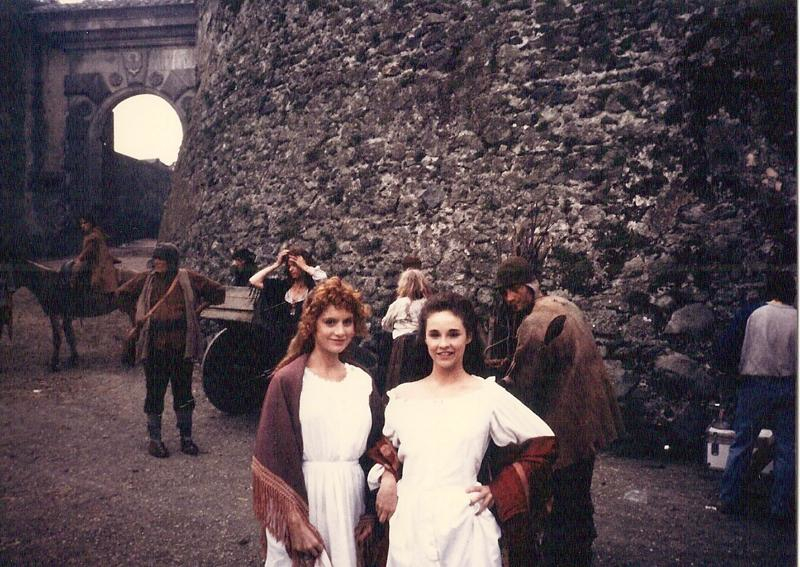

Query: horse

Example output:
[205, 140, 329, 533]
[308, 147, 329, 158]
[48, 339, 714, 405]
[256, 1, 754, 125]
[8, 259, 138, 371]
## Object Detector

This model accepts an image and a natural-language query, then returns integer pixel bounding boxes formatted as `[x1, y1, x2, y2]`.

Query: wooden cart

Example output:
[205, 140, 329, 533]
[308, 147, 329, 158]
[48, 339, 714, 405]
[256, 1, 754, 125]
[200, 285, 380, 414]
[200, 286, 275, 415]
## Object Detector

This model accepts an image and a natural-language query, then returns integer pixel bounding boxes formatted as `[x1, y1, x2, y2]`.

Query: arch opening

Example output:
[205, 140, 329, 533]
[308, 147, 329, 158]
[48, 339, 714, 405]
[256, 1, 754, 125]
[112, 94, 183, 166]
[93, 93, 183, 244]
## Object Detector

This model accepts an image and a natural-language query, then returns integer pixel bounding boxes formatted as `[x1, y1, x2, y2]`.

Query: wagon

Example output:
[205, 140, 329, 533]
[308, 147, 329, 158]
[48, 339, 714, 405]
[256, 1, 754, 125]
[200, 286, 379, 415]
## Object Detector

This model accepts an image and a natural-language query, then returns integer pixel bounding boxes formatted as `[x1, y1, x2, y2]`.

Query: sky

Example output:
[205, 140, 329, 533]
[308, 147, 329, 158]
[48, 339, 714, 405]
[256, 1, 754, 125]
[113, 94, 183, 166]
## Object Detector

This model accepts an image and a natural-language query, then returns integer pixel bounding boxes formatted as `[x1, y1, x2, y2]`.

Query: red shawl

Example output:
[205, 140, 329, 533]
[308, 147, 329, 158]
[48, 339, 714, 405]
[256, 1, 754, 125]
[252, 354, 385, 565]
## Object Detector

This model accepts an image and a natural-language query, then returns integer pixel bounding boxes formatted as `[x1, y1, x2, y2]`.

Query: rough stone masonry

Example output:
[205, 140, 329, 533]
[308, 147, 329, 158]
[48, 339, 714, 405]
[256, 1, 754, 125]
[161, 0, 796, 452]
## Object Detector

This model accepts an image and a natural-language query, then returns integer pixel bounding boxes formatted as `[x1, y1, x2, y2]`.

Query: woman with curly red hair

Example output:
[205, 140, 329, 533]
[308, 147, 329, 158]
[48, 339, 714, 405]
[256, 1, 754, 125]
[252, 277, 384, 566]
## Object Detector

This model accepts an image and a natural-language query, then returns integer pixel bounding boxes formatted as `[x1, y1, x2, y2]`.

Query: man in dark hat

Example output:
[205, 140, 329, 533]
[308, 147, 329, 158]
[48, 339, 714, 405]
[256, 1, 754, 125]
[495, 256, 623, 567]
[230, 247, 258, 286]
[116, 243, 225, 458]
[401, 254, 422, 271]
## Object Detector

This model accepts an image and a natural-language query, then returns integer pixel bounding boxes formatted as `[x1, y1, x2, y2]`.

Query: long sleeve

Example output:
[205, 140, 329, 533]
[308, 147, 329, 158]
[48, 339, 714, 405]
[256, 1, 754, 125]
[381, 298, 407, 332]
[488, 380, 554, 446]
[310, 266, 327, 283]
[114, 272, 148, 312]
[187, 270, 226, 306]
[366, 392, 402, 490]
[485, 380, 557, 523]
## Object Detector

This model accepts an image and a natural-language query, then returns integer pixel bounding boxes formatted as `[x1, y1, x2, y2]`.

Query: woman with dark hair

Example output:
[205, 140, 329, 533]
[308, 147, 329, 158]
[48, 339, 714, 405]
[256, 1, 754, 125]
[252, 277, 384, 567]
[249, 247, 327, 361]
[368, 292, 556, 567]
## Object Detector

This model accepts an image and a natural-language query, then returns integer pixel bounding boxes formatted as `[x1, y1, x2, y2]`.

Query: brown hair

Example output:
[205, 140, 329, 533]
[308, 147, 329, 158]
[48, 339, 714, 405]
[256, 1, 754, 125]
[274, 277, 371, 371]
[284, 246, 317, 287]
[397, 269, 432, 300]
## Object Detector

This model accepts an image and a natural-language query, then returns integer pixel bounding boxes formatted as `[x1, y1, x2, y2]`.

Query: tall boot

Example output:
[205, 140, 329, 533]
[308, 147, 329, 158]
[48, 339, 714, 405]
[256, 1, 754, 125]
[176, 408, 199, 456]
[146, 413, 169, 458]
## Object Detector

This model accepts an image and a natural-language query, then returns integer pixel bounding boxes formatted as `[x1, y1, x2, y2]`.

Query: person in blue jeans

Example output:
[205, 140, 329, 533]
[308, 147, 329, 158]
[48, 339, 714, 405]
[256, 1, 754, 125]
[719, 270, 797, 521]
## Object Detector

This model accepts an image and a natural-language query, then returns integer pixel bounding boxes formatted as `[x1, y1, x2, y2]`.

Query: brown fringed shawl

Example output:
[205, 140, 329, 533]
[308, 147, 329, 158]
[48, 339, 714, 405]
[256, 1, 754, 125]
[252, 354, 385, 565]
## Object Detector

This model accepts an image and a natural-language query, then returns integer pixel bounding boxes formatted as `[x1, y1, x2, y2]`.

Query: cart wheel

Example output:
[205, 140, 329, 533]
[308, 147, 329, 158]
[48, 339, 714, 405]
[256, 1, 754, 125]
[202, 327, 277, 415]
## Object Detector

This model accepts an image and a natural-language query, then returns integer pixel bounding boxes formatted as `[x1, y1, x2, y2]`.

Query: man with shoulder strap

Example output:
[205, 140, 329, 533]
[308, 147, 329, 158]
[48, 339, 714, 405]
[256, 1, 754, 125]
[116, 243, 225, 458]
[719, 270, 797, 522]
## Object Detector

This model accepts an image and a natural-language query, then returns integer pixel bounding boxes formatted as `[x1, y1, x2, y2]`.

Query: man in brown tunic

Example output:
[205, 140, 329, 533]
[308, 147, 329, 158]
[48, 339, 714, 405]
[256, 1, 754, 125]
[496, 256, 623, 567]
[116, 243, 225, 458]
[73, 215, 118, 295]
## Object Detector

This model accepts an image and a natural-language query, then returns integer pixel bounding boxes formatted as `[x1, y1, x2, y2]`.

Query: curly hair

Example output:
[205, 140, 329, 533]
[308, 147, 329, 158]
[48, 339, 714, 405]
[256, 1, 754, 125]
[397, 268, 433, 300]
[416, 292, 486, 376]
[275, 276, 371, 371]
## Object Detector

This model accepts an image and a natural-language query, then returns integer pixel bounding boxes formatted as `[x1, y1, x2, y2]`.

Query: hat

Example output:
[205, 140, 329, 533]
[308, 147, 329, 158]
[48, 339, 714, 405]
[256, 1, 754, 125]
[496, 256, 534, 290]
[401, 255, 422, 270]
[152, 242, 180, 268]
[232, 248, 255, 263]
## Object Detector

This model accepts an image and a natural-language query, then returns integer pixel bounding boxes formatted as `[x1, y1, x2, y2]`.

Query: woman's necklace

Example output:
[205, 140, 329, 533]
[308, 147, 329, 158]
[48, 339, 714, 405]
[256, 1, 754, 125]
[287, 283, 308, 316]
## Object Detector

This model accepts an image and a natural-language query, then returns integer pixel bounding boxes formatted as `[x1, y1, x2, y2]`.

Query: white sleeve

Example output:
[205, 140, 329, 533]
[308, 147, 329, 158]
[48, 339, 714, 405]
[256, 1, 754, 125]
[310, 266, 327, 283]
[367, 393, 401, 490]
[381, 298, 404, 332]
[486, 378, 554, 446]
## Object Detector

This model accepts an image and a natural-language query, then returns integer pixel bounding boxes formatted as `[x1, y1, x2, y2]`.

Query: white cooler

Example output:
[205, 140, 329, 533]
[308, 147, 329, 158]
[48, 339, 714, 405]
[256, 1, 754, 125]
[705, 426, 774, 473]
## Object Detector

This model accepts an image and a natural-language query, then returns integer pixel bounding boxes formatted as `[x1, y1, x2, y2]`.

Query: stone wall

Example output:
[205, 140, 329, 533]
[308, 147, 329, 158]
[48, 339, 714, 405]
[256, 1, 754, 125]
[0, 2, 36, 258]
[162, 0, 796, 453]
[102, 152, 172, 244]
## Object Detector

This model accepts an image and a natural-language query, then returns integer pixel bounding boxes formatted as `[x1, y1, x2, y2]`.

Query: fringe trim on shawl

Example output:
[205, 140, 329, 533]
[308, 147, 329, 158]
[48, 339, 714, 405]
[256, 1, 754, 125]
[252, 456, 321, 567]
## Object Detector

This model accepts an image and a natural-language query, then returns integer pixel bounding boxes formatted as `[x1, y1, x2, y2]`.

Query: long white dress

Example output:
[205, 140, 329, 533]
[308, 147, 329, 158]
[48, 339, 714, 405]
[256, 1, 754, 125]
[265, 364, 374, 567]
[368, 376, 554, 567]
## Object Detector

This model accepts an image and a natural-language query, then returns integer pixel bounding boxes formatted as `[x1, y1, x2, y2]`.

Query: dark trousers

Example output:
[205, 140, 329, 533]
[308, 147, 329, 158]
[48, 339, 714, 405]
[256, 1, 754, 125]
[541, 456, 597, 567]
[144, 346, 195, 416]
[720, 376, 795, 517]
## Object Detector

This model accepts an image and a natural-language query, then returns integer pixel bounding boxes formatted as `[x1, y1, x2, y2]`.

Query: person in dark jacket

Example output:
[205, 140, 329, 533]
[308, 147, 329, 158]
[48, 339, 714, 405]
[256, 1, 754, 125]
[248, 246, 327, 365]
[230, 248, 258, 286]
[497, 256, 623, 567]
[116, 243, 225, 458]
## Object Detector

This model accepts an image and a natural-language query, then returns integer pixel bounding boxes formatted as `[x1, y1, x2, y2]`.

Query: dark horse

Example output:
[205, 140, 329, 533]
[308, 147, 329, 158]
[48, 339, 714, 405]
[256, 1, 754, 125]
[8, 259, 138, 371]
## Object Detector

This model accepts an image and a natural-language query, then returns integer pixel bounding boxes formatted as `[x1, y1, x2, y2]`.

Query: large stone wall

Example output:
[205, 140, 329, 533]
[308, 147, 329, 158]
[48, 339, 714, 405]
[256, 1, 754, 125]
[0, 2, 36, 258]
[163, 0, 796, 453]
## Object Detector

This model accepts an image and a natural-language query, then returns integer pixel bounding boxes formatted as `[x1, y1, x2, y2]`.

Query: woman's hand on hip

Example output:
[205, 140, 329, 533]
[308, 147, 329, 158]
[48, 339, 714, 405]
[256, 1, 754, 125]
[466, 484, 494, 514]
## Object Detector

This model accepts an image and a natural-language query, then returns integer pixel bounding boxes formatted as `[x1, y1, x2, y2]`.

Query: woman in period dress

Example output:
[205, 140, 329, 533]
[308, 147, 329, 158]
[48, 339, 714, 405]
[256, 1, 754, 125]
[249, 247, 328, 363]
[380, 268, 433, 391]
[251, 277, 383, 566]
[369, 292, 557, 567]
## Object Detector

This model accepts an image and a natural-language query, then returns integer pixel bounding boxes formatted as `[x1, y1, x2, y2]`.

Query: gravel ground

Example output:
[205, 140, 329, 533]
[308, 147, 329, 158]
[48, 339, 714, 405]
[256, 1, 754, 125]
[0, 244, 795, 566]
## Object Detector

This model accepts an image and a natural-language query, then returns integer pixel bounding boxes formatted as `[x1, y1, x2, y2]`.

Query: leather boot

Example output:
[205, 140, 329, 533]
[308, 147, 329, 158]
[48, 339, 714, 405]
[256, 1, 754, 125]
[146, 414, 169, 458]
[176, 408, 199, 455]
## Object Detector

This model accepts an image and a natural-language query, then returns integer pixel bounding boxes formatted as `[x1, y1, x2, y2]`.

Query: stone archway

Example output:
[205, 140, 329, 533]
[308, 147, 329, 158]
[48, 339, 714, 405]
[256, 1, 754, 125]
[65, 55, 196, 236]
[23, 1, 197, 254]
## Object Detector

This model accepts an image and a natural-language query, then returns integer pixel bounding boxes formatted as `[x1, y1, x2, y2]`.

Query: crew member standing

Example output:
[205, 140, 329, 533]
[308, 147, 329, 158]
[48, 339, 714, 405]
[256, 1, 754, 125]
[719, 270, 797, 521]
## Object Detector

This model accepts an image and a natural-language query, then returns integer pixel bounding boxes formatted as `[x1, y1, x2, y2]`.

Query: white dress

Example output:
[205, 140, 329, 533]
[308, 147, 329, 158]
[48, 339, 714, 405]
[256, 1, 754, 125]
[265, 364, 374, 567]
[368, 376, 554, 567]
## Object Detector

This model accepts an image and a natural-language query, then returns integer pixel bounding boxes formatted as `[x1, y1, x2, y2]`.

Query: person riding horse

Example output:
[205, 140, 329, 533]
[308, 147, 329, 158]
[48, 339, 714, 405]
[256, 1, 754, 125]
[70, 214, 119, 298]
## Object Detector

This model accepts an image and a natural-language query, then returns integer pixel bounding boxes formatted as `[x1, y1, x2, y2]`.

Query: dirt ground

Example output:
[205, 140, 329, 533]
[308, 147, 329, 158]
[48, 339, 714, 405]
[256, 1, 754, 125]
[0, 243, 795, 566]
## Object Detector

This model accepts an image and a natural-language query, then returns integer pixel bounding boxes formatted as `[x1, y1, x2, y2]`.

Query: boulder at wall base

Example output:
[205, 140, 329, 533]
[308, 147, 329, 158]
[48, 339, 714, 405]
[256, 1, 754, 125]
[653, 351, 715, 399]
[664, 303, 715, 336]
[654, 352, 698, 377]
[606, 359, 638, 399]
